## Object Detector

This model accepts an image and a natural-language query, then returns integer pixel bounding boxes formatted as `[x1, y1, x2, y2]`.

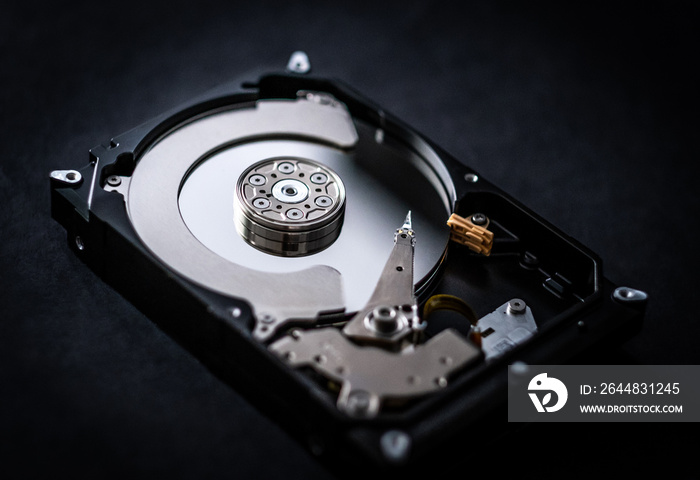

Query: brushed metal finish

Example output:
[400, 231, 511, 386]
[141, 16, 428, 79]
[270, 327, 481, 417]
[128, 98, 357, 340]
[128, 94, 456, 341]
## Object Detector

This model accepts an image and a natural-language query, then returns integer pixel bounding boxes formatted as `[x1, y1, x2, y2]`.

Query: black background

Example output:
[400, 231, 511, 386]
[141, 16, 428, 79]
[2, 1, 699, 478]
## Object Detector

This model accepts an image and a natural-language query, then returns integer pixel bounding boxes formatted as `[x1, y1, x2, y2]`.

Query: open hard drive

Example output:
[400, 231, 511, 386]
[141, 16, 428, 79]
[50, 53, 646, 469]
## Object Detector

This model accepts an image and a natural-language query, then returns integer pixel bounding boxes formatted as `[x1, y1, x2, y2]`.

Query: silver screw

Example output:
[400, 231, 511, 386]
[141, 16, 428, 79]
[507, 298, 526, 315]
[465, 173, 479, 183]
[286, 51, 311, 74]
[106, 175, 121, 187]
[310, 173, 328, 184]
[286, 208, 303, 220]
[249, 174, 266, 186]
[346, 391, 371, 415]
[278, 162, 295, 174]
[253, 198, 270, 209]
[75, 236, 85, 251]
[369, 306, 399, 334]
[380, 430, 411, 463]
[315, 196, 332, 207]
[369, 305, 399, 334]
[230, 307, 242, 318]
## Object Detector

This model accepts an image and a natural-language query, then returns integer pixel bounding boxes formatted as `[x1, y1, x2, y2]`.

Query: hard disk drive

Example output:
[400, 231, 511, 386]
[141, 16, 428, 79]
[50, 54, 647, 470]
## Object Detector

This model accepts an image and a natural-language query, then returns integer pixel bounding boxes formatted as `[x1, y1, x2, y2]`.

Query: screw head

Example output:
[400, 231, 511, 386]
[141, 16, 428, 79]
[507, 299, 527, 315]
[106, 175, 121, 187]
[370, 306, 399, 334]
[249, 174, 266, 186]
[278, 162, 295, 174]
[287, 51, 311, 74]
[310, 173, 328, 184]
[380, 430, 411, 463]
[253, 198, 270, 209]
[346, 390, 371, 414]
[465, 173, 479, 183]
[471, 213, 487, 226]
[520, 251, 540, 269]
[286, 208, 304, 220]
[315, 196, 332, 207]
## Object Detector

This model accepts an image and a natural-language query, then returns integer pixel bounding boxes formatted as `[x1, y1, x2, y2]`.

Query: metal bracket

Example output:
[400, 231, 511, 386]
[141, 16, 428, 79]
[270, 327, 481, 418]
[476, 298, 537, 358]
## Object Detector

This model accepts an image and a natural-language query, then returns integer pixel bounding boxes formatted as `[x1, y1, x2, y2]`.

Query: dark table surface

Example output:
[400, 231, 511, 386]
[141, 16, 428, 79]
[3, 1, 699, 478]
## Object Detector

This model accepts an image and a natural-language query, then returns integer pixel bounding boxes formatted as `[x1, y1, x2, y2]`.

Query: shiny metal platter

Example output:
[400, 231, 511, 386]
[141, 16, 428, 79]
[127, 92, 454, 339]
